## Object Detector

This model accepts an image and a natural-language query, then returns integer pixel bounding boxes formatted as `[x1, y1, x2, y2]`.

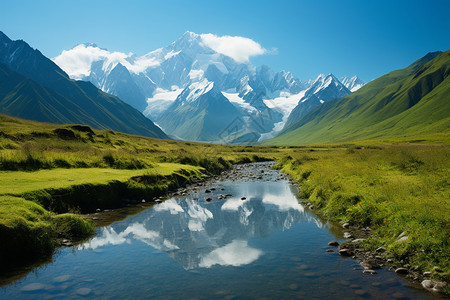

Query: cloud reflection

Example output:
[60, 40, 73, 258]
[79, 180, 314, 269]
[199, 240, 263, 268]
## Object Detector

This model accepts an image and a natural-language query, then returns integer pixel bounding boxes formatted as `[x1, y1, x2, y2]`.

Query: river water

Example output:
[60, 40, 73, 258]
[0, 163, 440, 299]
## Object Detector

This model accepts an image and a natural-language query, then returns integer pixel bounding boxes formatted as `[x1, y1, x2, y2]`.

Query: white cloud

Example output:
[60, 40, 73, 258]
[53, 44, 161, 79]
[200, 33, 266, 63]
[53, 44, 110, 79]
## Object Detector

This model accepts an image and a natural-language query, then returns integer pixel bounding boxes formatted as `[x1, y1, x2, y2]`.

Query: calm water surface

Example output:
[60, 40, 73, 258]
[0, 163, 439, 299]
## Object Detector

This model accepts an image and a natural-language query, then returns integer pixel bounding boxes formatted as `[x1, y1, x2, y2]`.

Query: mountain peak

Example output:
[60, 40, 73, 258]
[173, 31, 201, 45]
[339, 75, 366, 92]
[182, 31, 200, 39]
[71, 42, 108, 51]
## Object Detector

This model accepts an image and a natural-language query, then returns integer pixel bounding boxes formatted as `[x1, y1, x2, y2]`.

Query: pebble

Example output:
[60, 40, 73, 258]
[339, 249, 352, 256]
[241, 197, 246, 200]
[355, 290, 368, 296]
[326, 249, 334, 252]
[21, 283, 46, 292]
[391, 292, 407, 299]
[352, 238, 365, 243]
[342, 222, 351, 229]
[396, 236, 409, 242]
[328, 240, 339, 246]
[298, 264, 308, 270]
[422, 279, 447, 292]
[363, 269, 377, 274]
[53, 275, 71, 283]
[371, 282, 382, 287]
[395, 267, 408, 274]
[76, 288, 92, 296]
[432, 266, 442, 272]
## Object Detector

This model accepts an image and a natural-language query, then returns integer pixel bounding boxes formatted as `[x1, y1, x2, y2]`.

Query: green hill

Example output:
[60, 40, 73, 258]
[268, 51, 450, 145]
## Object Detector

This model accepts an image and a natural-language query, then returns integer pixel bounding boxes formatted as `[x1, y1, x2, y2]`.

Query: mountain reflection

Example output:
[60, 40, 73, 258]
[79, 180, 320, 269]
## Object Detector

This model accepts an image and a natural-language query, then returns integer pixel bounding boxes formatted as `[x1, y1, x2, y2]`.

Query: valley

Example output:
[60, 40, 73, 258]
[0, 7, 449, 298]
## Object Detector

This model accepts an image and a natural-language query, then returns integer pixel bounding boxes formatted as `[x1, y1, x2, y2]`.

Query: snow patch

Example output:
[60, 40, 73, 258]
[259, 89, 306, 140]
[222, 92, 257, 113]
[164, 50, 181, 60]
[144, 87, 183, 118]
[185, 79, 214, 102]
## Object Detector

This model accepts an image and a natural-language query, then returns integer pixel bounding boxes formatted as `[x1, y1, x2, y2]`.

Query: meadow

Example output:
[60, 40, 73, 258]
[0, 114, 448, 292]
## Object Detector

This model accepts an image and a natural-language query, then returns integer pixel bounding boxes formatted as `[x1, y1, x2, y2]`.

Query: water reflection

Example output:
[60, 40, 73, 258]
[79, 180, 316, 269]
[199, 240, 262, 268]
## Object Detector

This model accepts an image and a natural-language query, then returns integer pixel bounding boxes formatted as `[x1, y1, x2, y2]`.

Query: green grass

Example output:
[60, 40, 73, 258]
[0, 195, 94, 267]
[276, 143, 450, 286]
[0, 164, 201, 195]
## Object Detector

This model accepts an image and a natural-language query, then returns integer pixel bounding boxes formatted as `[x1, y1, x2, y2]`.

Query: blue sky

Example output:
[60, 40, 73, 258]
[1, 0, 449, 82]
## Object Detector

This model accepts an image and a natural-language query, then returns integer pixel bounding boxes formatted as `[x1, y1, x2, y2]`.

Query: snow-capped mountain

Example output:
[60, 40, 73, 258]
[284, 74, 351, 129]
[340, 75, 366, 92]
[54, 32, 361, 143]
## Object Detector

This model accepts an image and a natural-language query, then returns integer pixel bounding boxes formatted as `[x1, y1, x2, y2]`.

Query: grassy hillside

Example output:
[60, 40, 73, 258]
[268, 51, 449, 145]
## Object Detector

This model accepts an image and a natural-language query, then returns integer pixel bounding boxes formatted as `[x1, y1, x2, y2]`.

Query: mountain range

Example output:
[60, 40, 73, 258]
[54, 32, 365, 143]
[0, 31, 167, 139]
[268, 50, 450, 145]
[4, 30, 442, 147]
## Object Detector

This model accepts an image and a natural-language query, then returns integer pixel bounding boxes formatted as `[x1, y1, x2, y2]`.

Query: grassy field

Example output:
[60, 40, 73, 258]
[1, 114, 449, 292]
[0, 164, 202, 195]
[276, 143, 450, 288]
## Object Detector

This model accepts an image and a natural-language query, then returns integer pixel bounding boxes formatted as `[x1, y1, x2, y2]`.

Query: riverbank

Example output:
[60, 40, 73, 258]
[0, 115, 273, 269]
[275, 144, 449, 295]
